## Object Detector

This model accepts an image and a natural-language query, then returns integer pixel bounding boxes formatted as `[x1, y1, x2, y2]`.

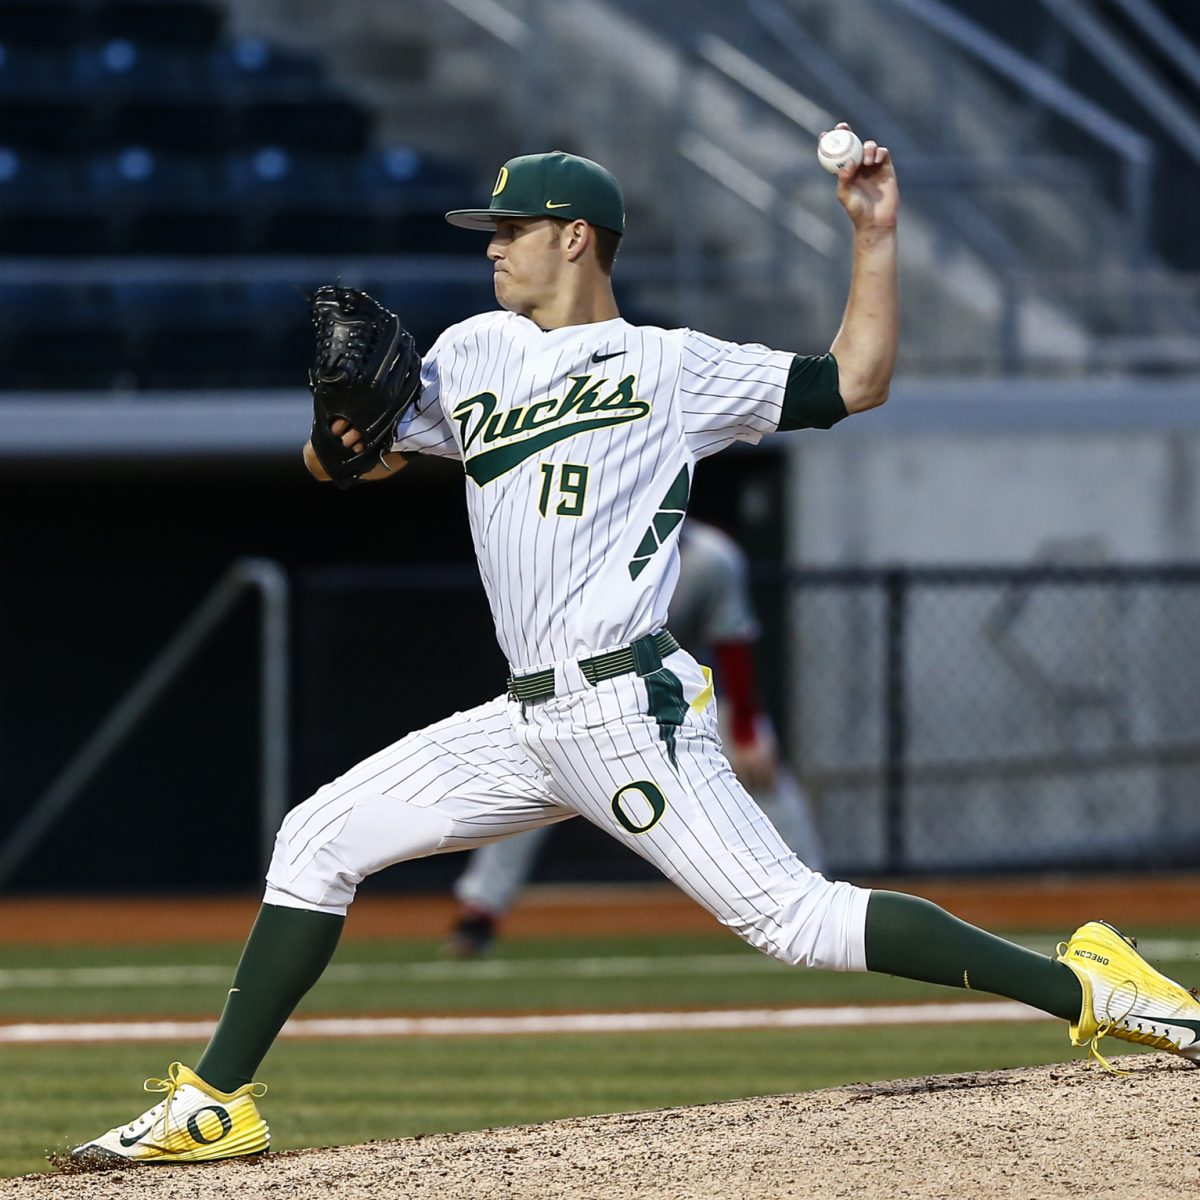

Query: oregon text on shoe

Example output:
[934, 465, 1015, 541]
[1056, 920, 1200, 1071]
[70, 1062, 269, 1164]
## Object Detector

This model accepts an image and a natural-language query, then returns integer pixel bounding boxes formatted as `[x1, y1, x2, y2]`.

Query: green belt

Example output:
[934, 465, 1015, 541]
[508, 630, 681, 702]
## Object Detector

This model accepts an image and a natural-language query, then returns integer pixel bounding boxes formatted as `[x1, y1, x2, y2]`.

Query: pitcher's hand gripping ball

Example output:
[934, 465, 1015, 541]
[817, 128, 864, 175]
[308, 285, 422, 487]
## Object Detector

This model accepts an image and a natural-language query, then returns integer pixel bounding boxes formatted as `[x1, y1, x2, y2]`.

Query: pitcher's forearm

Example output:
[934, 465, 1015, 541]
[830, 225, 898, 414]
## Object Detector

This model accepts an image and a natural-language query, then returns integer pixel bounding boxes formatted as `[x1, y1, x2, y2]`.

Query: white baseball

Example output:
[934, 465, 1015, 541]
[817, 128, 863, 175]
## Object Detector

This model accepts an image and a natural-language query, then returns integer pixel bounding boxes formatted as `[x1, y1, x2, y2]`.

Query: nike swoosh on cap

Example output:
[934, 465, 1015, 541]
[545, 201, 571, 209]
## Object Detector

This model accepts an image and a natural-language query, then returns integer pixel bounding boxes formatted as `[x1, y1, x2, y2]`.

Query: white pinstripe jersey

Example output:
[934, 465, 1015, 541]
[393, 311, 796, 671]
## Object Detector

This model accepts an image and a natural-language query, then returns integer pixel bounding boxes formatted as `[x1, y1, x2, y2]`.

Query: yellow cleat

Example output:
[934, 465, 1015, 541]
[70, 1062, 269, 1164]
[1057, 920, 1200, 1072]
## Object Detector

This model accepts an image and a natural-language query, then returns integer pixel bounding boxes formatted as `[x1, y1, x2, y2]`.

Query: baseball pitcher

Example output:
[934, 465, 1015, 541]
[72, 132, 1200, 1165]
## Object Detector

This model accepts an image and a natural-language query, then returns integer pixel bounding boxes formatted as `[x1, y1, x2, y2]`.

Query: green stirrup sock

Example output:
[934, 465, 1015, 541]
[864, 891, 1083, 1021]
[196, 903, 345, 1092]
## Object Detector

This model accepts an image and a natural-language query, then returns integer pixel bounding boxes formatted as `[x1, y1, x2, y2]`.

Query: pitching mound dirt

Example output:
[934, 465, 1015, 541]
[5, 1057, 1198, 1199]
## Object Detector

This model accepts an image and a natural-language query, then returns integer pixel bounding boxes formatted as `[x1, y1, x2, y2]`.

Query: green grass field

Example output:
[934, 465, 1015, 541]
[4, 927, 1196, 1178]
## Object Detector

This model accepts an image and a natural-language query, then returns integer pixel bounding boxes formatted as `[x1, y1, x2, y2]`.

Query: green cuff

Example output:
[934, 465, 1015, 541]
[777, 353, 847, 431]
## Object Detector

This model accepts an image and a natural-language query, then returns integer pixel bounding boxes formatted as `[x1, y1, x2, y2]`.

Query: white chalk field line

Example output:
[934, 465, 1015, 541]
[0, 954, 782, 990]
[0, 1001, 1047, 1044]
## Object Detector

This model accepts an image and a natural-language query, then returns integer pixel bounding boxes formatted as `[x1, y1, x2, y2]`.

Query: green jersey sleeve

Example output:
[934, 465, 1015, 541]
[777, 353, 847, 431]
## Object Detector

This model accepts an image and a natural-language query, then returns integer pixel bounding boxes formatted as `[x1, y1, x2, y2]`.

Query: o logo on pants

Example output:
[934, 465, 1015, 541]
[611, 781, 667, 835]
[187, 1105, 233, 1145]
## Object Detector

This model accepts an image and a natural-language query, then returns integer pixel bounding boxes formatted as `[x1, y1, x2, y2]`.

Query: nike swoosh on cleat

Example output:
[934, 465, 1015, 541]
[1128, 1013, 1200, 1040]
[591, 350, 625, 363]
[118, 1128, 153, 1148]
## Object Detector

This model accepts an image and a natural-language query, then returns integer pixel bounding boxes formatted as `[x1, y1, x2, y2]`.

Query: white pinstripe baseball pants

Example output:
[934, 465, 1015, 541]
[264, 646, 869, 971]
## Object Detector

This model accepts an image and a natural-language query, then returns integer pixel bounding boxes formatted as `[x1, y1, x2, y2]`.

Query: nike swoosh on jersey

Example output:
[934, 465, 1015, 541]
[545, 201, 571, 209]
[591, 350, 626, 363]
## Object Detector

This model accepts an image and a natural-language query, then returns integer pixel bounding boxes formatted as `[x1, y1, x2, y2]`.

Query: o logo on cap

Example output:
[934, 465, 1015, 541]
[491, 167, 509, 197]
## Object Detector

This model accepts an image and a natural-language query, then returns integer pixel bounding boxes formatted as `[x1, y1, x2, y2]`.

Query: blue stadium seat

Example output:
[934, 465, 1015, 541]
[88, 145, 218, 201]
[358, 150, 479, 250]
[0, 42, 76, 94]
[243, 279, 310, 322]
[223, 146, 376, 252]
[96, 2, 223, 48]
[75, 39, 207, 94]
[111, 280, 248, 328]
[0, 281, 94, 325]
[0, 150, 104, 250]
[111, 281, 261, 387]
[209, 37, 326, 89]
[225, 146, 350, 207]
[0, 5, 496, 383]
[0, 282, 132, 388]
[359, 145, 476, 199]
[246, 277, 371, 385]
[224, 147, 484, 252]
[87, 146, 238, 253]
[0, 147, 80, 205]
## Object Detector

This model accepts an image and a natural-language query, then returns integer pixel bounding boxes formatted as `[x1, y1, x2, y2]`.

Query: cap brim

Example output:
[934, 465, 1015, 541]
[444, 208, 541, 230]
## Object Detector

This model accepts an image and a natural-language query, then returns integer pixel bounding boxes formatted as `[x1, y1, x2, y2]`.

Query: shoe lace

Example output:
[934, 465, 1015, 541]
[125, 1062, 187, 1139]
[1087, 980, 1184, 1074]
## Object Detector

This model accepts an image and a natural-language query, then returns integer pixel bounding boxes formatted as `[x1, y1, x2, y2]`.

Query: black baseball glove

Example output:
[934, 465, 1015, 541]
[308, 285, 422, 487]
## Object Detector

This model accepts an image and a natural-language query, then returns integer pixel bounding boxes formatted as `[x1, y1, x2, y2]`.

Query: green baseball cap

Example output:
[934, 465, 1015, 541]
[445, 151, 625, 235]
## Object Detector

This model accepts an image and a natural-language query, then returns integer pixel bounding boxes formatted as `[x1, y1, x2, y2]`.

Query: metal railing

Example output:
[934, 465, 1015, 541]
[878, 0, 1157, 254]
[1038, 0, 1200, 167]
[0, 558, 290, 888]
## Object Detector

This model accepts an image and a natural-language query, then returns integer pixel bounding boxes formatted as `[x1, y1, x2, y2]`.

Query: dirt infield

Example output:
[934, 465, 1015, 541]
[4, 873, 1200, 944]
[3, 1057, 1196, 1199]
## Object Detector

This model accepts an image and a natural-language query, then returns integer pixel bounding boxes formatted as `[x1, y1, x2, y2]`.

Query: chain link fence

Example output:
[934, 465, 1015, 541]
[775, 567, 1200, 875]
